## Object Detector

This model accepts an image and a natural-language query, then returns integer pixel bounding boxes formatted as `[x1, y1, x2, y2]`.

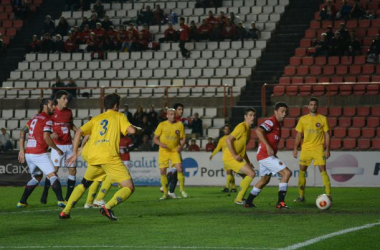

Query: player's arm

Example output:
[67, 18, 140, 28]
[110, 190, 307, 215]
[44, 132, 63, 156]
[153, 134, 167, 148]
[210, 141, 222, 160]
[18, 126, 29, 163]
[226, 135, 243, 162]
[293, 132, 302, 158]
[324, 131, 330, 159]
[70, 122, 78, 132]
[66, 128, 84, 165]
[178, 136, 186, 152]
[255, 127, 274, 156]
[243, 152, 252, 166]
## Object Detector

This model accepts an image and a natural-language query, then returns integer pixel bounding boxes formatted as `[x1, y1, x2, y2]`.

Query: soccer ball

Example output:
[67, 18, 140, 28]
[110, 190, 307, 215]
[316, 194, 332, 210]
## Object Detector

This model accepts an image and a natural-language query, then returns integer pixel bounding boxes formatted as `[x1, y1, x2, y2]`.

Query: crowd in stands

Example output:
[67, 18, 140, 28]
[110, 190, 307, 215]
[50, 77, 77, 100]
[319, 0, 376, 21]
[12, 0, 31, 20]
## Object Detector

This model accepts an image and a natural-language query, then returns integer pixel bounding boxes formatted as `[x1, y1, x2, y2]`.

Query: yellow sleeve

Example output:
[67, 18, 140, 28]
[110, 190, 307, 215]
[81, 119, 94, 136]
[295, 117, 304, 133]
[179, 123, 185, 139]
[120, 113, 132, 136]
[230, 124, 244, 140]
[211, 138, 223, 156]
[154, 122, 163, 137]
[323, 116, 330, 132]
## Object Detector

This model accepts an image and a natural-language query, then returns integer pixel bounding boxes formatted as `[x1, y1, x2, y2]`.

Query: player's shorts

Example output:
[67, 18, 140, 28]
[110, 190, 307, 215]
[50, 144, 74, 168]
[299, 148, 326, 166]
[224, 158, 246, 173]
[259, 156, 286, 176]
[123, 161, 130, 168]
[158, 150, 181, 169]
[26, 153, 55, 177]
[84, 160, 132, 183]
[167, 167, 177, 174]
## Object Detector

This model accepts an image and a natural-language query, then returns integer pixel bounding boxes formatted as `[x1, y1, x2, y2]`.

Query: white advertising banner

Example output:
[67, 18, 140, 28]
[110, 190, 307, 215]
[55, 151, 380, 187]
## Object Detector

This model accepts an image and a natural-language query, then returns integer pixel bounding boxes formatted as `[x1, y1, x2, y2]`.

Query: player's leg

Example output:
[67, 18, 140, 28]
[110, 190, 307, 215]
[94, 175, 113, 206]
[18, 154, 40, 207]
[172, 152, 187, 197]
[84, 181, 100, 208]
[230, 171, 237, 192]
[159, 152, 169, 199]
[46, 171, 66, 207]
[296, 150, 312, 202]
[245, 175, 271, 208]
[234, 163, 255, 204]
[276, 167, 292, 209]
[222, 169, 232, 192]
[42, 146, 62, 204]
[317, 165, 331, 196]
[169, 171, 178, 193]
[65, 145, 77, 201]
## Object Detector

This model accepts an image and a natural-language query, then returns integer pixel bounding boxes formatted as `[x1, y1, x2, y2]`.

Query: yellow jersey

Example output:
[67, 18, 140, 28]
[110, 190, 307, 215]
[211, 135, 228, 157]
[154, 120, 185, 152]
[223, 122, 251, 161]
[295, 113, 329, 151]
[80, 110, 132, 165]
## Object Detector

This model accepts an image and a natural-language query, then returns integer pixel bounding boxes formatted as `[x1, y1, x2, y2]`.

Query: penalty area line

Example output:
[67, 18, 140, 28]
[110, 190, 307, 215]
[280, 221, 380, 250]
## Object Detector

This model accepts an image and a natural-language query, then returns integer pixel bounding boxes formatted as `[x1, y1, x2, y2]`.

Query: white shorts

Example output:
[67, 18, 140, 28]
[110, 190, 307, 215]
[167, 167, 177, 174]
[26, 153, 55, 177]
[259, 156, 287, 176]
[50, 144, 74, 168]
[123, 161, 130, 168]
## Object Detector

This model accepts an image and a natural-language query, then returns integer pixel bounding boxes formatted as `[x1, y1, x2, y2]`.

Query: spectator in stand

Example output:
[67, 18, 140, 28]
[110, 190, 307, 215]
[43, 15, 55, 36]
[92, 0, 105, 19]
[338, 23, 349, 42]
[51, 77, 66, 99]
[86, 32, 99, 52]
[159, 22, 177, 43]
[101, 15, 113, 31]
[158, 105, 167, 122]
[222, 19, 236, 40]
[153, 4, 165, 25]
[65, 78, 77, 101]
[188, 139, 200, 152]
[80, 16, 90, 31]
[196, 0, 209, 8]
[336, 0, 352, 20]
[126, 23, 138, 39]
[0, 34, 3, 53]
[189, 21, 198, 41]
[346, 32, 361, 56]
[80, 24, 91, 44]
[40, 33, 55, 53]
[140, 116, 153, 139]
[325, 26, 334, 42]
[313, 33, 330, 57]
[122, 104, 134, 124]
[205, 137, 215, 152]
[138, 5, 154, 25]
[118, 25, 127, 43]
[248, 22, 260, 40]
[93, 22, 106, 41]
[64, 35, 78, 53]
[179, 17, 191, 58]
[12, 0, 30, 20]
[197, 19, 211, 41]
[206, 10, 218, 26]
[26, 35, 41, 53]
[235, 21, 247, 41]
[65, 0, 77, 11]
[217, 11, 228, 26]
[229, 12, 240, 26]
[106, 26, 120, 51]
[368, 34, 380, 60]
[89, 13, 101, 30]
[330, 31, 346, 56]
[0, 128, 13, 152]
[147, 105, 158, 128]
[139, 24, 152, 41]
[137, 135, 152, 151]
[137, 33, 149, 51]
[319, 0, 336, 21]
[79, 0, 91, 11]
[56, 16, 70, 37]
[134, 105, 146, 125]
[54, 34, 65, 53]
[209, 23, 222, 41]
[350, 0, 366, 19]
[166, 10, 178, 25]
[121, 32, 138, 52]
[69, 26, 81, 44]
[189, 112, 203, 138]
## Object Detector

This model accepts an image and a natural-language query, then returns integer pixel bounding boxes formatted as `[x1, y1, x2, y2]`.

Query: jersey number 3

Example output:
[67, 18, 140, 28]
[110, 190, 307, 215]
[100, 119, 108, 136]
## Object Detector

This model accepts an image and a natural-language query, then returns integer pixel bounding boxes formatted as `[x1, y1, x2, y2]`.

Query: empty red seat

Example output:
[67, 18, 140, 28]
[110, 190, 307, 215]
[348, 127, 361, 138]
[367, 85, 379, 95]
[328, 56, 339, 65]
[344, 76, 356, 82]
[339, 117, 351, 127]
[328, 117, 337, 128]
[362, 128, 375, 138]
[330, 138, 341, 150]
[326, 84, 339, 95]
[371, 19, 380, 27]
[362, 38, 373, 46]
[357, 106, 370, 116]
[340, 84, 352, 95]
[357, 138, 370, 150]
[2, 20, 12, 28]
[367, 28, 378, 37]
[341, 57, 353, 65]
[295, 48, 306, 57]
[376, 65, 380, 74]
[285, 139, 295, 150]
[353, 84, 366, 95]
[286, 86, 298, 96]
[334, 127, 347, 138]
[310, 66, 322, 75]
[313, 85, 325, 96]
[299, 86, 312, 96]
[331, 76, 343, 83]
[349, 65, 361, 74]
[278, 139, 285, 149]
[0, 12, 7, 21]
[377, 127, 380, 137]
[292, 77, 304, 85]
[279, 77, 290, 85]
[336, 65, 348, 75]
[251, 129, 258, 139]
[290, 57, 301, 66]
[302, 57, 314, 66]
[359, 19, 370, 28]
[372, 138, 380, 150]
[362, 64, 374, 74]
[322, 20, 333, 28]
[329, 107, 342, 117]
[13, 20, 23, 29]
[247, 139, 256, 150]
[346, 19, 357, 28]
[315, 57, 326, 65]
[273, 86, 285, 96]
[318, 76, 330, 83]
[318, 107, 328, 116]
[353, 117, 365, 127]
[371, 75, 380, 83]
[343, 138, 356, 150]
[343, 107, 356, 116]
[305, 30, 316, 39]
[371, 107, 380, 116]
[284, 66, 296, 76]
[281, 128, 290, 138]
[6, 28, 16, 37]
[305, 76, 317, 83]
[302, 106, 308, 115]
[367, 117, 379, 127]
[358, 76, 370, 83]
[310, 20, 320, 29]
[323, 65, 335, 75]
[354, 56, 366, 65]
[354, 28, 366, 37]
[288, 107, 301, 118]
[297, 66, 309, 76]
[284, 118, 296, 128]
[258, 118, 266, 125]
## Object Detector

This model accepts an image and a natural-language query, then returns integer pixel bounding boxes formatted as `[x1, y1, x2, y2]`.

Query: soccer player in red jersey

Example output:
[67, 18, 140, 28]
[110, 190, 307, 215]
[17, 98, 65, 208]
[120, 134, 133, 168]
[245, 102, 292, 209]
[41, 90, 78, 204]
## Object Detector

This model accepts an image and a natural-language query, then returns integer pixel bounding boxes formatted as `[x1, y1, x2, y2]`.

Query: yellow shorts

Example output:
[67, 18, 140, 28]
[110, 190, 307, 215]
[158, 150, 181, 169]
[224, 159, 246, 173]
[84, 160, 131, 183]
[299, 148, 326, 166]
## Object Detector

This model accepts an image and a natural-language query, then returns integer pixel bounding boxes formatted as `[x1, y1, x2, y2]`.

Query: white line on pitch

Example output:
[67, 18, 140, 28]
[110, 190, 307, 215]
[280, 221, 380, 250]
[0, 246, 277, 250]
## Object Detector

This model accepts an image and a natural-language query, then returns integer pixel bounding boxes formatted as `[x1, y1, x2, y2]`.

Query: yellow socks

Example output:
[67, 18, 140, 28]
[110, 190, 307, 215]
[178, 172, 185, 192]
[235, 176, 253, 202]
[230, 175, 236, 189]
[226, 174, 233, 189]
[321, 171, 331, 196]
[298, 170, 306, 198]
[96, 177, 112, 201]
[161, 175, 168, 195]
[63, 184, 86, 214]
[86, 181, 100, 205]
[105, 187, 132, 209]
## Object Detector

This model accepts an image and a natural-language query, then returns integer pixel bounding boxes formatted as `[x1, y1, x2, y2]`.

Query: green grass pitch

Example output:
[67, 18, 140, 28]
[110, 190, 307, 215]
[0, 186, 379, 250]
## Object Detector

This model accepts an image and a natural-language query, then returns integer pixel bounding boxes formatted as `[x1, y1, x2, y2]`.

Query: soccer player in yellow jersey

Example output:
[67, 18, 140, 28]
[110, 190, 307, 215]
[293, 97, 331, 202]
[224, 108, 256, 205]
[210, 124, 237, 192]
[153, 108, 187, 200]
[59, 93, 140, 220]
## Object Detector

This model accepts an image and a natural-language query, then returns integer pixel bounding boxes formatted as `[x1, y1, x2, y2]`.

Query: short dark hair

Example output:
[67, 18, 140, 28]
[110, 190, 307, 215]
[308, 97, 319, 106]
[223, 124, 231, 129]
[39, 98, 51, 113]
[173, 103, 184, 110]
[104, 93, 120, 110]
[274, 102, 288, 110]
[179, 17, 185, 22]
[244, 107, 256, 115]
[55, 90, 68, 100]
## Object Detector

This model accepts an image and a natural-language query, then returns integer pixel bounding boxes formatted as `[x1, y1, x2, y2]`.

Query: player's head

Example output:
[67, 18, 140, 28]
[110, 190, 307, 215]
[55, 90, 69, 109]
[104, 93, 120, 110]
[274, 102, 288, 122]
[166, 108, 176, 123]
[173, 103, 184, 117]
[244, 108, 256, 126]
[223, 124, 231, 135]
[190, 138, 196, 145]
[308, 97, 319, 114]
[39, 98, 54, 115]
